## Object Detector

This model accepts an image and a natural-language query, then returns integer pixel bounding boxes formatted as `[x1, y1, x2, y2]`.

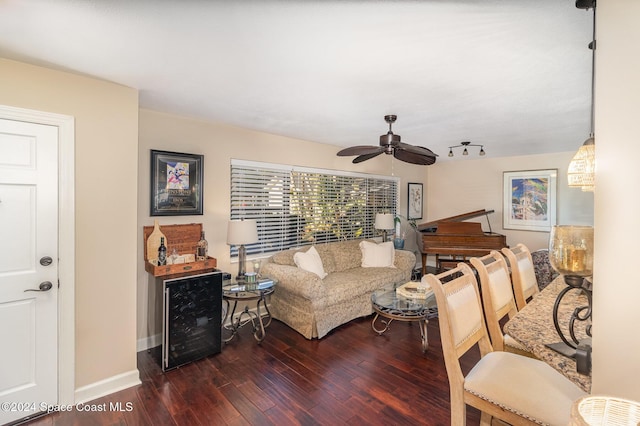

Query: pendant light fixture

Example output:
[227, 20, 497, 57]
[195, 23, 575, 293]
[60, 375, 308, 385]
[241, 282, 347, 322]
[568, 0, 596, 192]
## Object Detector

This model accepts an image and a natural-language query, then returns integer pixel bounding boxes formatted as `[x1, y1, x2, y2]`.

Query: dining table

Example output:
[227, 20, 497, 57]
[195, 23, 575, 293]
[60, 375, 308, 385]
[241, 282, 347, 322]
[503, 275, 592, 393]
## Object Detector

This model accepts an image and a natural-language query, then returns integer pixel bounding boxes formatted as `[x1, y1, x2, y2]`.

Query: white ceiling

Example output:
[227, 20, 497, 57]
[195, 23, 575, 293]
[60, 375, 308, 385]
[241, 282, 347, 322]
[0, 0, 594, 162]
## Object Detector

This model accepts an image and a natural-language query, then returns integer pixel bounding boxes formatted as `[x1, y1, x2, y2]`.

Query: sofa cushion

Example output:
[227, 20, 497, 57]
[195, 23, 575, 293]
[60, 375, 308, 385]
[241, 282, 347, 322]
[271, 248, 300, 267]
[360, 240, 396, 268]
[270, 245, 336, 271]
[323, 239, 363, 272]
[268, 240, 377, 273]
[293, 246, 327, 279]
[321, 267, 407, 305]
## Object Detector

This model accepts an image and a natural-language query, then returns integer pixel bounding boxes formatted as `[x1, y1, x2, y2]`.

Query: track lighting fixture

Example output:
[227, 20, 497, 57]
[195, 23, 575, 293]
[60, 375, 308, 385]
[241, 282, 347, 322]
[448, 141, 485, 157]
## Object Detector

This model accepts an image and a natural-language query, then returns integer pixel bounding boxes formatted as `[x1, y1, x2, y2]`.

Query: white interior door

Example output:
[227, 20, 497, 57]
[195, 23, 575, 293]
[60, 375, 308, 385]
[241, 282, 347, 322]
[0, 119, 58, 425]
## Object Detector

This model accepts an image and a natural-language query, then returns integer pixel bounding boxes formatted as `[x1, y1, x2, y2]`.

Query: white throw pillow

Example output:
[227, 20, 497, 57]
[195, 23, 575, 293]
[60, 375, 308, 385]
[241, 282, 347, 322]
[293, 246, 328, 279]
[360, 241, 396, 268]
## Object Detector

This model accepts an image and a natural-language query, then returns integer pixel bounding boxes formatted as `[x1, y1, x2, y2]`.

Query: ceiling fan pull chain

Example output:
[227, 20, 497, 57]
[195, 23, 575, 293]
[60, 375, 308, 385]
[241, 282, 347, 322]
[391, 155, 395, 177]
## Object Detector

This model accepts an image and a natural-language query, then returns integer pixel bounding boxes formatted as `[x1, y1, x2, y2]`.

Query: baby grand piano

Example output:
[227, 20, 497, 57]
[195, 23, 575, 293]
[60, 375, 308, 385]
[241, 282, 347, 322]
[418, 209, 507, 275]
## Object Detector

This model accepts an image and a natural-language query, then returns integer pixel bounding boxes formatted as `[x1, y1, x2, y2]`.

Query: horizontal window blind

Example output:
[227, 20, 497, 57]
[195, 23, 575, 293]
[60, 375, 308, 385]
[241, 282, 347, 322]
[230, 159, 398, 257]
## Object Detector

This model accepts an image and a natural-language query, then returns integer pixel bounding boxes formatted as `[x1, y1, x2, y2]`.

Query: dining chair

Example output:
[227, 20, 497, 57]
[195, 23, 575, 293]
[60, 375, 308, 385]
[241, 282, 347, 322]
[501, 243, 539, 310]
[469, 251, 534, 357]
[424, 263, 586, 425]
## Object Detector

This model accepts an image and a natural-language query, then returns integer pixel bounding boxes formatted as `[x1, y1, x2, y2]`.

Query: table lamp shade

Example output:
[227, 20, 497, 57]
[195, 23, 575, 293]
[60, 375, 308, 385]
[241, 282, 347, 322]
[375, 213, 395, 230]
[227, 219, 258, 245]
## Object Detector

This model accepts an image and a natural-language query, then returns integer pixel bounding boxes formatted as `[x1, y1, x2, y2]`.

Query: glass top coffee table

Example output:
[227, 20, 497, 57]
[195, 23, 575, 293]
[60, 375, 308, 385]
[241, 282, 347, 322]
[371, 282, 438, 353]
[222, 278, 276, 344]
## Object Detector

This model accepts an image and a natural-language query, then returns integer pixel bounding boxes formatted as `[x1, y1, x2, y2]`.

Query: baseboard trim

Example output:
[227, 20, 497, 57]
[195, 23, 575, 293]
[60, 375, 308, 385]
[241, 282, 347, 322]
[137, 333, 162, 352]
[74, 369, 141, 404]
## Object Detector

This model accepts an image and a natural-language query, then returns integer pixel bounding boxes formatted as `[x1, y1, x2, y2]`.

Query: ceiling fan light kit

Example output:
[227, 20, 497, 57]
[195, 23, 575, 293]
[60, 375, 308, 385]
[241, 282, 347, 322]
[448, 141, 485, 157]
[337, 115, 438, 165]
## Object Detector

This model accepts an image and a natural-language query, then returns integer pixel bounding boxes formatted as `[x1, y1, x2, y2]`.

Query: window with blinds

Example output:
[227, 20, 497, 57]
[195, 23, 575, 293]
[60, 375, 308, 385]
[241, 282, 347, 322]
[230, 159, 399, 257]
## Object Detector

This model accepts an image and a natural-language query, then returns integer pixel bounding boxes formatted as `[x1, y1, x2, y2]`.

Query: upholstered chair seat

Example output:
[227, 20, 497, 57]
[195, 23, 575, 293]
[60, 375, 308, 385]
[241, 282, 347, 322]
[465, 351, 587, 426]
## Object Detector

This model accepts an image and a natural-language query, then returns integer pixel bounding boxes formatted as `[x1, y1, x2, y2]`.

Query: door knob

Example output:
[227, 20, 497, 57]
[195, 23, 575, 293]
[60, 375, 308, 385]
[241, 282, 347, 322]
[24, 281, 53, 292]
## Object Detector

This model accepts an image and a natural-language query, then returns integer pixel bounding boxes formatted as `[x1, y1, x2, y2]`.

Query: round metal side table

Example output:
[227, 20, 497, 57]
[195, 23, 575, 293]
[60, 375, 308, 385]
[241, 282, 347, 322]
[222, 278, 276, 344]
[371, 286, 437, 353]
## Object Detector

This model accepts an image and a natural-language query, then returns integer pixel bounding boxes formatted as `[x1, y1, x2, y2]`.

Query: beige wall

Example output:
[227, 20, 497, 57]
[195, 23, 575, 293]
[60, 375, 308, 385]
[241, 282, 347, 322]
[136, 108, 429, 341]
[427, 152, 594, 252]
[0, 59, 139, 390]
[592, 1, 640, 400]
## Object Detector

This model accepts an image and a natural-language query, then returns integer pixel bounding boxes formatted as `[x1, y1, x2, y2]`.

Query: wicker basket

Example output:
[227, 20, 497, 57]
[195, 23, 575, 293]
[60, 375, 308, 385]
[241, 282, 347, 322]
[570, 395, 640, 425]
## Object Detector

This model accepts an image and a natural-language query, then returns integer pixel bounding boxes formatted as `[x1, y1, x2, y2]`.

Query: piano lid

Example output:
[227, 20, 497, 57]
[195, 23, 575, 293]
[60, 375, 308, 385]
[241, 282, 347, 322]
[417, 209, 496, 233]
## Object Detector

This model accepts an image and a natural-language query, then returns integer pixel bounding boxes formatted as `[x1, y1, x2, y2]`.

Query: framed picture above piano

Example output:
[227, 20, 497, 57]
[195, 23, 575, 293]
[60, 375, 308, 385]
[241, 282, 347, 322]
[503, 169, 557, 232]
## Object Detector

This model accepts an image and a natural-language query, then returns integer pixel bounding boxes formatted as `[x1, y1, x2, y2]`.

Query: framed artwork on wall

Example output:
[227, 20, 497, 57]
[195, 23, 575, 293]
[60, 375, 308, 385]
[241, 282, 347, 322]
[150, 149, 204, 216]
[503, 169, 557, 232]
[407, 182, 423, 220]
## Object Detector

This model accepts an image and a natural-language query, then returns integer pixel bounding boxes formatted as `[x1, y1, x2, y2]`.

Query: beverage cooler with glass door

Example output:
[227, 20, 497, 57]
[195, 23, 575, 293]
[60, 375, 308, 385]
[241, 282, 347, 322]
[162, 271, 223, 371]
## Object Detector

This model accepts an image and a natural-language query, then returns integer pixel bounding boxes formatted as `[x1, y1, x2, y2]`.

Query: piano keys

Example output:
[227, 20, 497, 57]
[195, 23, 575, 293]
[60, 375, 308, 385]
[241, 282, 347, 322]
[418, 209, 507, 275]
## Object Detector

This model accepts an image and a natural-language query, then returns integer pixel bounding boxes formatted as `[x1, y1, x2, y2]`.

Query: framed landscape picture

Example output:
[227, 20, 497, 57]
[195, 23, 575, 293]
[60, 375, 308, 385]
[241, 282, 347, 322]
[503, 169, 557, 232]
[407, 182, 423, 220]
[150, 149, 203, 216]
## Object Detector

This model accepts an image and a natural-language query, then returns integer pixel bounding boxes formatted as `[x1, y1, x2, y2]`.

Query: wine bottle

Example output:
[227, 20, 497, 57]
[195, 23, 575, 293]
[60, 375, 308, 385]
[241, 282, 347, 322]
[158, 237, 167, 266]
[196, 231, 208, 261]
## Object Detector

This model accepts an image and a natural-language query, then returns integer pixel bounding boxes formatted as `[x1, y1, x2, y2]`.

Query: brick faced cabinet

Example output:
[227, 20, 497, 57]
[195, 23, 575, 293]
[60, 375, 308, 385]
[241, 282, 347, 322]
[161, 271, 223, 371]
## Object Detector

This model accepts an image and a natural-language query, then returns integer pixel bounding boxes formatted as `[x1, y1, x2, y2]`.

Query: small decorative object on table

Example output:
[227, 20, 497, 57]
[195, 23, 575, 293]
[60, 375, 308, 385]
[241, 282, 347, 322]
[146, 219, 167, 263]
[393, 238, 405, 250]
[170, 248, 180, 264]
[252, 259, 262, 277]
[395, 280, 431, 299]
[196, 230, 208, 261]
[547, 225, 594, 374]
[157, 237, 167, 266]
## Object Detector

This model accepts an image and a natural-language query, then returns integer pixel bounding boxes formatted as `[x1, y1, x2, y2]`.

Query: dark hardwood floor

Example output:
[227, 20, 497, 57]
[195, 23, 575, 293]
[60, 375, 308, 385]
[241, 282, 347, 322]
[24, 315, 481, 425]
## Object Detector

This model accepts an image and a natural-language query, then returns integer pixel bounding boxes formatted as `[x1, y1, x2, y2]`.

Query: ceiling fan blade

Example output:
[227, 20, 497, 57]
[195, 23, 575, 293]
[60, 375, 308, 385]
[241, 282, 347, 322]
[337, 145, 383, 156]
[353, 150, 385, 163]
[398, 142, 438, 157]
[394, 149, 436, 165]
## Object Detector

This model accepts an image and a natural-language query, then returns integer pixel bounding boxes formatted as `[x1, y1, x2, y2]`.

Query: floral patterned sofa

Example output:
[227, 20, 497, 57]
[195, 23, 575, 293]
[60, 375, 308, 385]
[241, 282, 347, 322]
[261, 239, 416, 339]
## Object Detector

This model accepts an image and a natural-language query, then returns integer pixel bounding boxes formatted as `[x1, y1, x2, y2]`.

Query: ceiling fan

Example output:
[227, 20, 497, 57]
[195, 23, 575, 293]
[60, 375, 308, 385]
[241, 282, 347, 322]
[337, 115, 438, 165]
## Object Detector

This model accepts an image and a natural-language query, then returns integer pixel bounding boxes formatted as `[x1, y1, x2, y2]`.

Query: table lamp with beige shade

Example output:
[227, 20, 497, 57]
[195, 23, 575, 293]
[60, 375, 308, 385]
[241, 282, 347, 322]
[227, 219, 258, 280]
